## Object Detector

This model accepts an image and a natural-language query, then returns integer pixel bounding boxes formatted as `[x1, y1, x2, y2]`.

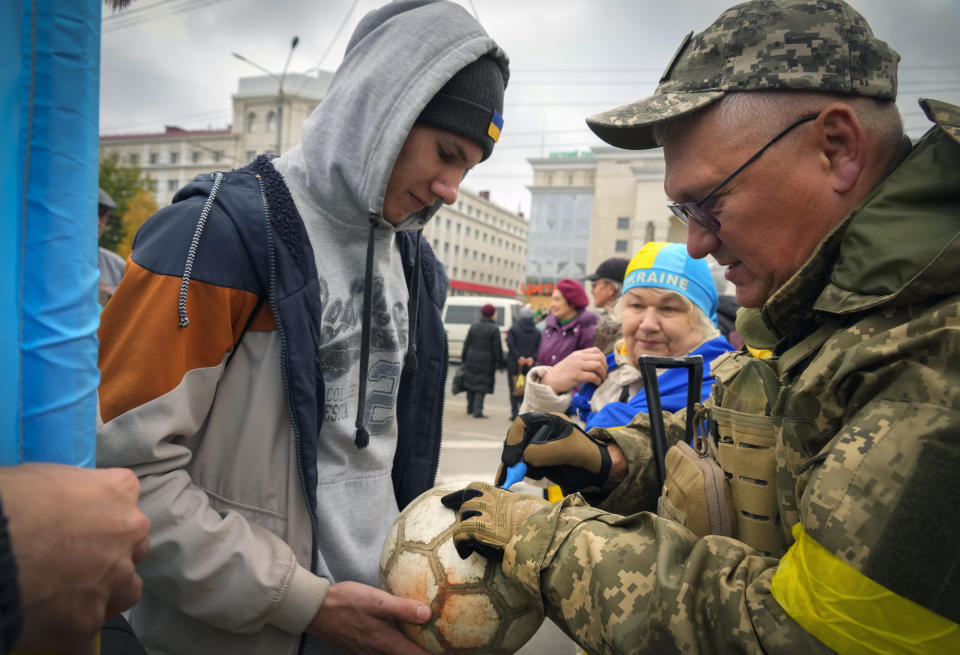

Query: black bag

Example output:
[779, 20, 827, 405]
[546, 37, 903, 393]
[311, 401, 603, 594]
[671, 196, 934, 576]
[451, 366, 464, 395]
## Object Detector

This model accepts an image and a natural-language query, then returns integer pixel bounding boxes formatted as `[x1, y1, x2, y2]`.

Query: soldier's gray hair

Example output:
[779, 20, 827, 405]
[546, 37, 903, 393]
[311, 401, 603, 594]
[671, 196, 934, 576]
[655, 91, 904, 155]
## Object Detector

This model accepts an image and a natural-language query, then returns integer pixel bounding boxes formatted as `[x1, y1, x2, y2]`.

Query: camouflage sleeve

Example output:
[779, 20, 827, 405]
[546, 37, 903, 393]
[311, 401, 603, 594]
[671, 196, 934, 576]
[582, 409, 687, 515]
[503, 498, 832, 654]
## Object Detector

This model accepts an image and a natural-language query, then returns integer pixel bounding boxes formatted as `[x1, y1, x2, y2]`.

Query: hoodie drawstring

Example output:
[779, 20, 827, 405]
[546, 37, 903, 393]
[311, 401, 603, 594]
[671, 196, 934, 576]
[178, 172, 224, 328]
[353, 215, 380, 449]
[403, 230, 423, 373]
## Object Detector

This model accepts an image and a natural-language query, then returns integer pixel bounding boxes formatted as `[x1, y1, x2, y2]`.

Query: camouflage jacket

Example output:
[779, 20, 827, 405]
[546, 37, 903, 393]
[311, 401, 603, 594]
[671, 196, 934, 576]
[503, 100, 960, 654]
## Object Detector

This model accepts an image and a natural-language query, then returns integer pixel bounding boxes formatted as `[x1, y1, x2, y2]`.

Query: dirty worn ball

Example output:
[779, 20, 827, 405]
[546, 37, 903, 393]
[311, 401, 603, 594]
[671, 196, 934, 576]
[379, 484, 544, 654]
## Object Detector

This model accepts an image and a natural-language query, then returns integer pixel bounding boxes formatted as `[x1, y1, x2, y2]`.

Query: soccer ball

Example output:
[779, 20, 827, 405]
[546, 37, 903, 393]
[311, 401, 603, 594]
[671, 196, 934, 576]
[379, 483, 545, 654]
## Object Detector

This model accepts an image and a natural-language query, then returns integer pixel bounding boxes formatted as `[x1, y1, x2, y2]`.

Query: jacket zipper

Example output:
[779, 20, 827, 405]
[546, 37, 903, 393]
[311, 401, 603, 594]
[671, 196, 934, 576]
[256, 175, 320, 654]
[433, 328, 449, 487]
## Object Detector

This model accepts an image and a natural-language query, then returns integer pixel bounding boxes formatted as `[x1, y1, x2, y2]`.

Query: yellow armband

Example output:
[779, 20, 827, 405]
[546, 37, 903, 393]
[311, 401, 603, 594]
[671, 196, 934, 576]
[771, 523, 959, 654]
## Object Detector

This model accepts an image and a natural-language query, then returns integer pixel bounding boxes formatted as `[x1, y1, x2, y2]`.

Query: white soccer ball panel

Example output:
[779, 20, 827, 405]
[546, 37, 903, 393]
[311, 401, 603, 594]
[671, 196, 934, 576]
[386, 550, 437, 605]
[436, 534, 486, 586]
[436, 593, 499, 649]
[402, 487, 457, 545]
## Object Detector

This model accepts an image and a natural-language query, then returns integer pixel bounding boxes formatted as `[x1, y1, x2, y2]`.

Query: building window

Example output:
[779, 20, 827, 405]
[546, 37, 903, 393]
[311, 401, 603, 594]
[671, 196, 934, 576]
[128, 152, 139, 165]
[148, 152, 158, 165]
[246, 150, 256, 162]
[481, 254, 486, 263]
[147, 179, 157, 191]
[444, 243, 450, 253]
[456, 223, 461, 234]
[465, 227, 470, 238]
[445, 219, 451, 230]
[167, 179, 178, 191]
[645, 221, 656, 242]
[452, 267, 458, 277]
[432, 239, 439, 249]
[266, 111, 277, 132]
[169, 151, 179, 164]
[246, 112, 258, 133]
[454, 245, 459, 255]
[463, 248, 469, 258]
[566, 173, 574, 185]
[617, 216, 630, 230]
[191, 151, 202, 164]
[212, 150, 223, 163]
[615, 240, 629, 253]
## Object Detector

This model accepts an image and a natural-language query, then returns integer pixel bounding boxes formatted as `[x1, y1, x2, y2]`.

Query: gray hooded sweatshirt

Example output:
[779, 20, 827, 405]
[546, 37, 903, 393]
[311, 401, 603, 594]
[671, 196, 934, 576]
[271, 1, 508, 652]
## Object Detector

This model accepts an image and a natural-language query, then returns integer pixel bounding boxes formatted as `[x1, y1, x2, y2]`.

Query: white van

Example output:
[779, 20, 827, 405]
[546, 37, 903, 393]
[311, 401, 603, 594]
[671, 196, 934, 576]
[442, 296, 523, 363]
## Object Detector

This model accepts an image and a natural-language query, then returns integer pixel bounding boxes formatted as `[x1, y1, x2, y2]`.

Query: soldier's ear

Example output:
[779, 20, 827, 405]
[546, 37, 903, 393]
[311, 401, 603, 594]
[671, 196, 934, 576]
[817, 103, 867, 195]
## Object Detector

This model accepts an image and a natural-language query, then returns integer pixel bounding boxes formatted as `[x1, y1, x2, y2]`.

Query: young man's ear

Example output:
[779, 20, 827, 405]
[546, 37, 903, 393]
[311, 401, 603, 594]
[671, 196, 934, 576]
[817, 103, 867, 194]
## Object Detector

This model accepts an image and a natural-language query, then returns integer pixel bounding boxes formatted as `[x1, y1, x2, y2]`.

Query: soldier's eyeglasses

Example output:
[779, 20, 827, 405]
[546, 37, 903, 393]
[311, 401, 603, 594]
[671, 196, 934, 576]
[668, 113, 819, 233]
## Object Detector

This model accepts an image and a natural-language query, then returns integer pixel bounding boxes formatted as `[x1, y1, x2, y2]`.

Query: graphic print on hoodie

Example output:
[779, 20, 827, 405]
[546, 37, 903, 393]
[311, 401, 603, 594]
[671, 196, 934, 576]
[318, 274, 408, 431]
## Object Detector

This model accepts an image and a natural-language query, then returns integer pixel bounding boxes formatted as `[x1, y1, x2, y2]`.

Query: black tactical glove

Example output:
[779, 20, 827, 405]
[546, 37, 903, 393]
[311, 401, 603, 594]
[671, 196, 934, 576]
[440, 482, 549, 561]
[495, 412, 612, 495]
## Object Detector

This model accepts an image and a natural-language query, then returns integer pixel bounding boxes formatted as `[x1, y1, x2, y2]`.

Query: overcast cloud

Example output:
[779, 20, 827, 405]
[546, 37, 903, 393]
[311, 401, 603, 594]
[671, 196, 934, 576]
[100, 0, 960, 215]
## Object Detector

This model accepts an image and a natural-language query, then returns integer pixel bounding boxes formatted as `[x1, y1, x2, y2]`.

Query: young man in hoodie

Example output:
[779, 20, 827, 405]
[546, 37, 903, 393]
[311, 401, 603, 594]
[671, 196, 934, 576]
[96, 2, 508, 653]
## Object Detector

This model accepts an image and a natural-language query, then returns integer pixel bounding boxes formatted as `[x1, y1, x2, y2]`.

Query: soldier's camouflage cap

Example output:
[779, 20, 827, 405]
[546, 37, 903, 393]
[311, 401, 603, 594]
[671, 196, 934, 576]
[586, 0, 900, 150]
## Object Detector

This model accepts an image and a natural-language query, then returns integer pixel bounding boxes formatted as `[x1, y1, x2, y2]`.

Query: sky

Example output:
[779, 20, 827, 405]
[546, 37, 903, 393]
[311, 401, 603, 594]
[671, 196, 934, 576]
[100, 0, 960, 216]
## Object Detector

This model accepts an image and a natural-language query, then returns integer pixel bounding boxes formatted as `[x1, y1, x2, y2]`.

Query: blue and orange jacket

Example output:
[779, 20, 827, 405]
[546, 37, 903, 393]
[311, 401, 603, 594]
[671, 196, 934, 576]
[96, 157, 449, 649]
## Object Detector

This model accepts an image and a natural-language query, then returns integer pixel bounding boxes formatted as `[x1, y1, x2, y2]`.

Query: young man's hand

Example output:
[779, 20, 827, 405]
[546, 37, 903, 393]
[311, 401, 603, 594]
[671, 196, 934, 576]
[0, 464, 150, 654]
[307, 582, 432, 655]
[441, 482, 548, 560]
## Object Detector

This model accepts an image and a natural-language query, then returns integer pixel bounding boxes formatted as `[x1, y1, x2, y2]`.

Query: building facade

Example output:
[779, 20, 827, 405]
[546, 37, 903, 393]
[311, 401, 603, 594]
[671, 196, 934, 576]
[525, 146, 687, 289]
[99, 72, 330, 207]
[421, 189, 529, 298]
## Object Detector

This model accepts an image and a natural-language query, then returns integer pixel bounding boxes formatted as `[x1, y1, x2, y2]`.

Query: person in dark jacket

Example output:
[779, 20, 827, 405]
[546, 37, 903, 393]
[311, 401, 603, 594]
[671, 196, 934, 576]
[505, 306, 541, 420]
[462, 304, 506, 418]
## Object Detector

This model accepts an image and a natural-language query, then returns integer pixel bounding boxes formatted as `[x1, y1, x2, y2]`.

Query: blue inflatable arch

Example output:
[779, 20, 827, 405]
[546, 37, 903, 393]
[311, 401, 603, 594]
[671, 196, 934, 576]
[1, 1, 101, 465]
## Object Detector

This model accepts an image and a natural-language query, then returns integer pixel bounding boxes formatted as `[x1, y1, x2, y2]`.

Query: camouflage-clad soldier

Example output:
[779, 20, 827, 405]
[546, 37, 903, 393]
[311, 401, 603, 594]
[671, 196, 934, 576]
[442, 1, 960, 653]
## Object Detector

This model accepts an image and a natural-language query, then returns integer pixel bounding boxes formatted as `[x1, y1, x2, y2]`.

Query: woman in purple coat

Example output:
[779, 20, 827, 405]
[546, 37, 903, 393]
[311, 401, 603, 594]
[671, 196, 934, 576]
[537, 278, 600, 366]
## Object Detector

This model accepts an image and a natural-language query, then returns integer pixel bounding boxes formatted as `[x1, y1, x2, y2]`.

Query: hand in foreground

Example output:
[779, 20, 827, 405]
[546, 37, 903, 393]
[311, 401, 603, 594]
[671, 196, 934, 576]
[441, 482, 548, 560]
[0, 464, 150, 655]
[308, 581, 432, 655]
[540, 347, 607, 394]
[495, 413, 612, 495]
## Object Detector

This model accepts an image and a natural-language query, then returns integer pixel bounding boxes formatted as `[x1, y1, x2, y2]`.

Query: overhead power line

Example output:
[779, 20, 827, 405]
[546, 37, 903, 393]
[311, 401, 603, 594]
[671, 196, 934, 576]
[301, 0, 361, 76]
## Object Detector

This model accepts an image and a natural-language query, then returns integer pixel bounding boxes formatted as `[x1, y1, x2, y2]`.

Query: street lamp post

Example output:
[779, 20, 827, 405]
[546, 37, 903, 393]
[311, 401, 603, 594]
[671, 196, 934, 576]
[232, 35, 299, 155]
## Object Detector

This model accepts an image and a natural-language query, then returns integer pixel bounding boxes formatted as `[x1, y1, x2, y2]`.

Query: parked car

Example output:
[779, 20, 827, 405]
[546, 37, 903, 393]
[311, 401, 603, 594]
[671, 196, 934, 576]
[443, 296, 523, 363]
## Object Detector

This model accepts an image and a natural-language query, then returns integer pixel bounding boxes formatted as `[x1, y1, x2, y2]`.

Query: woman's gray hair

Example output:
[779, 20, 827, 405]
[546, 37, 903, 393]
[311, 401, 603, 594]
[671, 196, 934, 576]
[617, 287, 719, 343]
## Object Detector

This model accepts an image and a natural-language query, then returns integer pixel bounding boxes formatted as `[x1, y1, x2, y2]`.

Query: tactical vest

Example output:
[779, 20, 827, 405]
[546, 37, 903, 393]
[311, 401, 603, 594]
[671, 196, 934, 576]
[659, 323, 836, 557]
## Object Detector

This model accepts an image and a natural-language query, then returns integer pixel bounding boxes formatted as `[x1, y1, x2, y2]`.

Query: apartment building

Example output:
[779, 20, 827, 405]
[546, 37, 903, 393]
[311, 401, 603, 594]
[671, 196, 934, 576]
[421, 189, 528, 298]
